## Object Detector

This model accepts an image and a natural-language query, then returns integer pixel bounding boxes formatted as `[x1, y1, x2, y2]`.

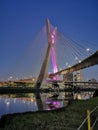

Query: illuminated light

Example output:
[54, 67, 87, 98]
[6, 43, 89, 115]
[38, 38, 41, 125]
[53, 77, 56, 80]
[79, 60, 81, 63]
[53, 101, 58, 105]
[6, 101, 10, 106]
[31, 99, 34, 102]
[46, 100, 59, 110]
[51, 35, 54, 38]
[77, 94, 82, 99]
[86, 48, 90, 52]
[51, 34, 55, 44]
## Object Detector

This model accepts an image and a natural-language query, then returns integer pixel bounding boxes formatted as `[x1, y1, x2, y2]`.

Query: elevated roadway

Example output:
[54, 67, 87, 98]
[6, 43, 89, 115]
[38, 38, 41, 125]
[49, 50, 98, 76]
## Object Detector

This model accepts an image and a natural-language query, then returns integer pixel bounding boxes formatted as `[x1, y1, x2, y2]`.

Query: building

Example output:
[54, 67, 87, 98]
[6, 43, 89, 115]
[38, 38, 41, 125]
[63, 73, 73, 81]
[74, 70, 82, 82]
[19, 77, 37, 83]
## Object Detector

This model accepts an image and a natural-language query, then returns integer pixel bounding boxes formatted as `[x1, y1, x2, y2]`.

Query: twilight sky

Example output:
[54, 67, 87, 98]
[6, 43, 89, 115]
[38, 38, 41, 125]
[0, 0, 98, 81]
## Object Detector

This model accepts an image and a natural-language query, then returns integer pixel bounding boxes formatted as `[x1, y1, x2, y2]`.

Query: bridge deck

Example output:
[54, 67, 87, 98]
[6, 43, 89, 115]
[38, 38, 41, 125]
[49, 50, 98, 76]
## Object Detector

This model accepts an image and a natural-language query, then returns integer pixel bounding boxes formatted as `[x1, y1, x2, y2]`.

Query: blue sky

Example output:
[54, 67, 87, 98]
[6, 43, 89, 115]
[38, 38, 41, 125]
[0, 0, 98, 80]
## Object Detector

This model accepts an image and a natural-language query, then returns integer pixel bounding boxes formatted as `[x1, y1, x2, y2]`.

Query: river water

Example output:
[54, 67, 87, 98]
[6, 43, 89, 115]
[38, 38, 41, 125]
[0, 92, 68, 117]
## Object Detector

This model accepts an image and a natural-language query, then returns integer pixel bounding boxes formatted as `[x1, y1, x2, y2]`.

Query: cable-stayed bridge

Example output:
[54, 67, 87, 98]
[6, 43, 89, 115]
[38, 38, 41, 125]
[2, 19, 98, 90]
[33, 19, 98, 89]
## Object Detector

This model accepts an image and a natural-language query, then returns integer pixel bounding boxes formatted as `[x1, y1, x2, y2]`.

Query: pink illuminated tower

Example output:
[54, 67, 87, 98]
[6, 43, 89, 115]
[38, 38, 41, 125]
[35, 19, 59, 88]
[51, 27, 59, 80]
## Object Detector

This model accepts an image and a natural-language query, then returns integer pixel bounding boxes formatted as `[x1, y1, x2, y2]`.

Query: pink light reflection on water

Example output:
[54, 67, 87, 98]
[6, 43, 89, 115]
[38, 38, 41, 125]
[46, 100, 59, 110]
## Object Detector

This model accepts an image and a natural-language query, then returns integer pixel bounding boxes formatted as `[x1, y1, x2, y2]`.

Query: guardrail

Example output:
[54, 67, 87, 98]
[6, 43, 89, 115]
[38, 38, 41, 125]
[77, 105, 98, 130]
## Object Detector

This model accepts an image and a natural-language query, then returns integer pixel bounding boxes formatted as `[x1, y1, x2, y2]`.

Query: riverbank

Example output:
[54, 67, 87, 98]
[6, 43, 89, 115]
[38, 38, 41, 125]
[0, 87, 98, 94]
[0, 87, 45, 94]
[0, 97, 98, 130]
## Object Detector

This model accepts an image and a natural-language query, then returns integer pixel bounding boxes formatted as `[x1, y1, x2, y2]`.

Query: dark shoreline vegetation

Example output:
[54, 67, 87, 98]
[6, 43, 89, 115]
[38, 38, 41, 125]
[0, 87, 46, 94]
[0, 97, 98, 130]
[0, 87, 98, 94]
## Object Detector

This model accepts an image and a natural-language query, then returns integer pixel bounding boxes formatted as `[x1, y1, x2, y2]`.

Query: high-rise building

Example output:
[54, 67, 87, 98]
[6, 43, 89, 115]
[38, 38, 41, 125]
[74, 70, 82, 82]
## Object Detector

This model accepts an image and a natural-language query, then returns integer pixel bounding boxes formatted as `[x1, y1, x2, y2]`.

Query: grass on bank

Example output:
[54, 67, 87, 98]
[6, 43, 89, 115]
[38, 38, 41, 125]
[0, 97, 98, 130]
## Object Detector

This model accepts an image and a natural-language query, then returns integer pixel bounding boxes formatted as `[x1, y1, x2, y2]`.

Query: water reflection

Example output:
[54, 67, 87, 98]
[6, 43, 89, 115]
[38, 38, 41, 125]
[35, 93, 43, 111]
[0, 92, 68, 117]
[46, 100, 60, 110]
[40, 92, 68, 110]
[0, 94, 38, 117]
